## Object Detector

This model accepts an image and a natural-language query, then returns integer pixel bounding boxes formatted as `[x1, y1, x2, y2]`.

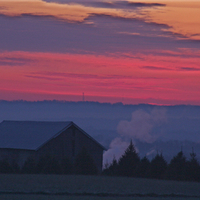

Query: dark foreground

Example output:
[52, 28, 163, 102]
[0, 174, 200, 199]
[0, 195, 199, 200]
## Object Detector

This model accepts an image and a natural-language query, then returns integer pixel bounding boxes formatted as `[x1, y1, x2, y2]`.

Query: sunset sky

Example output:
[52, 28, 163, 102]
[0, 0, 200, 105]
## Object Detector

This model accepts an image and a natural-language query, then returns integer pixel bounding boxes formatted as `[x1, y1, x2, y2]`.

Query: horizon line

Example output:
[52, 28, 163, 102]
[0, 99, 199, 107]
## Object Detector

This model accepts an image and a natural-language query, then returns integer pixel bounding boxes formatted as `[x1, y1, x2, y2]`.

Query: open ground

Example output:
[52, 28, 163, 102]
[0, 174, 200, 199]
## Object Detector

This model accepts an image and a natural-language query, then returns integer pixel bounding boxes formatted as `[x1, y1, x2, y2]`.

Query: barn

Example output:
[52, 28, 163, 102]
[0, 120, 105, 173]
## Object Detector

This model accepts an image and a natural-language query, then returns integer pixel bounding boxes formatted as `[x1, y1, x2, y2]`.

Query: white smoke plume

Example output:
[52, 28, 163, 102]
[103, 138, 129, 167]
[117, 108, 167, 143]
[103, 108, 167, 165]
[103, 138, 140, 166]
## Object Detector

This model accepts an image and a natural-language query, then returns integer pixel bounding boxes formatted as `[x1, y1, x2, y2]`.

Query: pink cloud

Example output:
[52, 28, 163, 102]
[0, 50, 200, 105]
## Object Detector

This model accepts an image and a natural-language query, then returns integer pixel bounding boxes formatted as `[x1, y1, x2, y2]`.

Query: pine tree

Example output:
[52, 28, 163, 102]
[166, 151, 187, 181]
[102, 156, 118, 176]
[135, 156, 150, 178]
[185, 151, 200, 182]
[150, 153, 167, 179]
[118, 140, 140, 177]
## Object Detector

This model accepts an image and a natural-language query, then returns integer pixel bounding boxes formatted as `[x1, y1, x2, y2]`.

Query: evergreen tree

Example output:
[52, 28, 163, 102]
[185, 151, 200, 182]
[166, 151, 187, 181]
[102, 157, 118, 176]
[118, 140, 140, 177]
[74, 147, 98, 175]
[150, 153, 167, 179]
[135, 156, 150, 178]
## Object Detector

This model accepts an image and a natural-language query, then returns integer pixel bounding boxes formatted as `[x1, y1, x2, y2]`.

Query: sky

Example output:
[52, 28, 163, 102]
[0, 0, 200, 105]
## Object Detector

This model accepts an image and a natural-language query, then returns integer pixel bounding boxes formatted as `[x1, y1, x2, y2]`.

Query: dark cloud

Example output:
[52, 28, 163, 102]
[0, 61, 23, 66]
[127, 2, 165, 7]
[26, 71, 136, 81]
[0, 56, 34, 66]
[91, 1, 165, 9]
[0, 3, 199, 54]
[179, 67, 200, 71]
[27, 71, 168, 81]
[45, 0, 165, 9]
[2, 57, 34, 62]
[191, 33, 200, 37]
[141, 66, 170, 71]
[25, 75, 62, 81]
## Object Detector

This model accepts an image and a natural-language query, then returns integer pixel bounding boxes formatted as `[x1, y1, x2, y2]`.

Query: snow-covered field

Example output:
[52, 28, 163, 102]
[0, 174, 200, 200]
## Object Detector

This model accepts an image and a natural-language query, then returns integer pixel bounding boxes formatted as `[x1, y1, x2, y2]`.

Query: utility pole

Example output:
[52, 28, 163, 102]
[82, 92, 85, 102]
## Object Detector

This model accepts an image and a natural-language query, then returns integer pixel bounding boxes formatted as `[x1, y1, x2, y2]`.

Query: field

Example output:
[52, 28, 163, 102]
[0, 174, 200, 200]
[0, 196, 199, 200]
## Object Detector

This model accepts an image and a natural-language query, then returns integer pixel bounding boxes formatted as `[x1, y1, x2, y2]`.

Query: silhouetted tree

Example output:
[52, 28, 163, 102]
[36, 155, 61, 174]
[136, 156, 150, 178]
[22, 157, 37, 174]
[118, 140, 140, 177]
[166, 151, 187, 181]
[102, 156, 118, 176]
[11, 160, 20, 174]
[74, 147, 98, 175]
[0, 159, 13, 173]
[185, 151, 200, 182]
[150, 153, 167, 179]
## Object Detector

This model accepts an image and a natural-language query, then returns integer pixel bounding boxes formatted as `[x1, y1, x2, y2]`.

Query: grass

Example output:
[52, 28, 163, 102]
[0, 174, 200, 199]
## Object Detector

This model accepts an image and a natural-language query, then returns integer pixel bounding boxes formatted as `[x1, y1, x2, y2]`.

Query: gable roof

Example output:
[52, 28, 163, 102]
[0, 120, 105, 151]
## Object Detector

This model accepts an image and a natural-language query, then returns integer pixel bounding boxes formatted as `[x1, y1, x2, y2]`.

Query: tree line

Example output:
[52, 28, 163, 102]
[0, 147, 98, 175]
[103, 140, 200, 182]
[1, 141, 200, 182]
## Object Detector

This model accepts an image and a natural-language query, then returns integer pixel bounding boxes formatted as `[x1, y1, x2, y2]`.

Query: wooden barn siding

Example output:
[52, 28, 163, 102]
[75, 127, 103, 173]
[36, 125, 103, 172]
[36, 127, 74, 159]
[0, 148, 34, 167]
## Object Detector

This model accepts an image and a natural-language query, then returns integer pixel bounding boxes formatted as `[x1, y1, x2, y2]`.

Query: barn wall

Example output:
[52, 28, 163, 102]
[74, 127, 104, 173]
[37, 125, 104, 172]
[36, 127, 73, 159]
[0, 124, 104, 173]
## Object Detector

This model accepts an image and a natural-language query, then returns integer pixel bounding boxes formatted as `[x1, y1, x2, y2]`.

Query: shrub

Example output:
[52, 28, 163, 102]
[74, 147, 98, 175]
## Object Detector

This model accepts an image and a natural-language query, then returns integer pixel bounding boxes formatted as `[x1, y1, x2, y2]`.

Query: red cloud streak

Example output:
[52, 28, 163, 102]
[0, 51, 200, 105]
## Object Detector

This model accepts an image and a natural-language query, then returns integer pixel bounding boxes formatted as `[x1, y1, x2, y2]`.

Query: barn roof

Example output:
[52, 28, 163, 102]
[0, 120, 105, 151]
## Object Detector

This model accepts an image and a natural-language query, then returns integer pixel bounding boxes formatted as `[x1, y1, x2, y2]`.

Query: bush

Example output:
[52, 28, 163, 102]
[36, 155, 62, 174]
[0, 159, 13, 173]
[74, 147, 98, 175]
[21, 157, 37, 174]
